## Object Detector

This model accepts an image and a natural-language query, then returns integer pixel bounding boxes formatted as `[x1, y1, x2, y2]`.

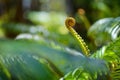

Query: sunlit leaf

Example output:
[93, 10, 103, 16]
[88, 17, 120, 47]
[92, 37, 120, 79]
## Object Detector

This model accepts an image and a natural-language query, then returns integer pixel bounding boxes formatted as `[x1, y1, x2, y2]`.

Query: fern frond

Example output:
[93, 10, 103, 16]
[110, 59, 120, 80]
[65, 17, 90, 56]
[0, 39, 91, 80]
[92, 37, 120, 79]
[61, 57, 109, 80]
[88, 17, 120, 47]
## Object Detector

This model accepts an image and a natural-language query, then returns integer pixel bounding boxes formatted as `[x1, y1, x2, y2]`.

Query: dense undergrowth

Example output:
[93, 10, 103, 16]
[0, 11, 120, 80]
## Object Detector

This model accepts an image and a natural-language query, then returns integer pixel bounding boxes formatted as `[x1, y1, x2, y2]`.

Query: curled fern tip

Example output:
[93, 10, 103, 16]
[65, 17, 76, 28]
[65, 17, 90, 56]
[78, 8, 85, 15]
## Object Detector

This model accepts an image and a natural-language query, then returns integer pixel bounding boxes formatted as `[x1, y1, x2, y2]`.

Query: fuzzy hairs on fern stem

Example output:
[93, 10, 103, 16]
[65, 17, 90, 56]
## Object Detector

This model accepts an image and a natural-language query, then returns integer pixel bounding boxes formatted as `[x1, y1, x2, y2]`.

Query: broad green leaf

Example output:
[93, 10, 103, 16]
[0, 39, 90, 80]
[88, 17, 120, 47]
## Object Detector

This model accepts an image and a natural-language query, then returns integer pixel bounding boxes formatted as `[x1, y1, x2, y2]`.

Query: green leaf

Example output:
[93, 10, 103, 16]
[61, 57, 109, 80]
[88, 17, 120, 47]
[92, 37, 120, 80]
[0, 39, 90, 80]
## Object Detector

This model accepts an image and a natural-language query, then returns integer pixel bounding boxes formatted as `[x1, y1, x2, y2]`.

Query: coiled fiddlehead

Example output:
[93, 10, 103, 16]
[65, 17, 90, 56]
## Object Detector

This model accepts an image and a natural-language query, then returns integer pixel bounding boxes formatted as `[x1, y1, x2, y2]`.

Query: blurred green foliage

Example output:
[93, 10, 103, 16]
[70, 0, 120, 23]
[0, 0, 120, 80]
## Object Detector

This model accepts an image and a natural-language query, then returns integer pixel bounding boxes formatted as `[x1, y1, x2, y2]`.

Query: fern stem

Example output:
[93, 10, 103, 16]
[65, 17, 90, 56]
[77, 8, 91, 30]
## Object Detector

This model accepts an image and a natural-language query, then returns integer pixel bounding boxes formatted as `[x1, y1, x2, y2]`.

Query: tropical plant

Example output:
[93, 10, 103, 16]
[0, 16, 120, 80]
[62, 17, 120, 80]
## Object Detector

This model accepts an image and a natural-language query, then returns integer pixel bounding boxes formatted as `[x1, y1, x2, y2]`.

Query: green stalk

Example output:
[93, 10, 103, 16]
[65, 17, 90, 56]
